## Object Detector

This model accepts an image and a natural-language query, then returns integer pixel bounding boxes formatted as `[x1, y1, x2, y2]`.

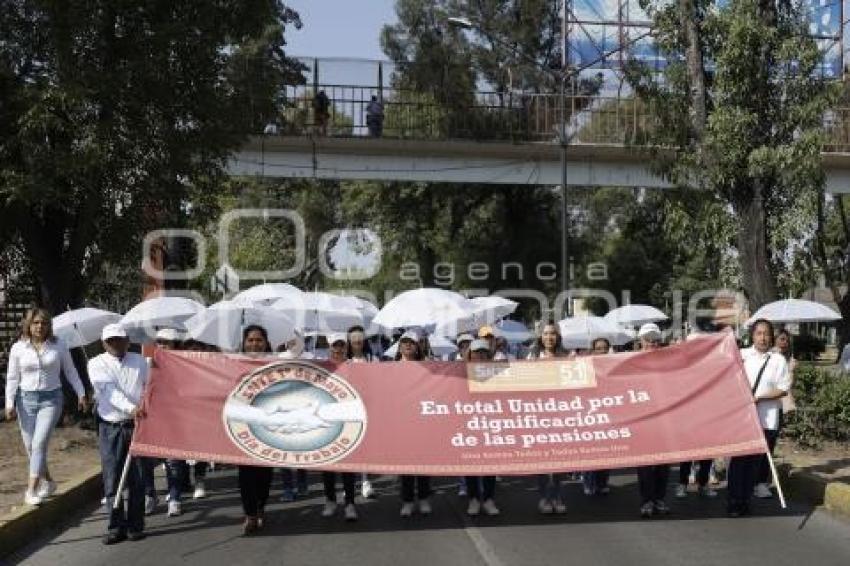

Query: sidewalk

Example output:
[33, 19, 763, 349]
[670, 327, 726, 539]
[775, 439, 850, 519]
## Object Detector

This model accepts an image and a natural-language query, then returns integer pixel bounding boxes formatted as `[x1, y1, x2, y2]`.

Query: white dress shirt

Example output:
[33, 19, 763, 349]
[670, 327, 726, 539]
[88, 351, 149, 423]
[740, 346, 791, 431]
[5, 338, 86, 409]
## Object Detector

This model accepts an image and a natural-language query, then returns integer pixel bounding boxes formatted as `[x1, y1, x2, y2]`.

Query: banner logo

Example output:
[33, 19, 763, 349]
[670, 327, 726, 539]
[223, 361, 367, 466]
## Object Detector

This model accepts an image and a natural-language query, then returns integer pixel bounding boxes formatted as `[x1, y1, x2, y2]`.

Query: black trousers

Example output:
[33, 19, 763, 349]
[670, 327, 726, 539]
[727, 454, 759, 511]
[637, 465, 670, 504]
[679, 460, 713, 487]
[400, 476, 431, 502]
[99, 420, 144, 535]
[465, 476, 496, 501]
[238, 465, 273, 517]
[323, 472, 356, 504]
[756, 429, 780, 485]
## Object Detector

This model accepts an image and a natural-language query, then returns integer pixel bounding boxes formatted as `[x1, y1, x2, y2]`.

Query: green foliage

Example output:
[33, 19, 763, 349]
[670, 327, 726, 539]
[0, 1, 305, 311]
[783, 366, 850, 447]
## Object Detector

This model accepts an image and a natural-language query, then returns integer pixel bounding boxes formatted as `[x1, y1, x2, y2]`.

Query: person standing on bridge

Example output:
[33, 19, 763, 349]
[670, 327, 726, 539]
[527, 321, 569, 514]
[89, 324, 148, 544]
[366, 95, 384, 137]
[314, 89, 330, 136]
[635, 323, 672, 519]
[5, 308, 89, 506]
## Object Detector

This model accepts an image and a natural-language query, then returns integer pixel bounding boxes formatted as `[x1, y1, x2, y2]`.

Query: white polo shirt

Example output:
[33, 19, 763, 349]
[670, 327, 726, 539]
[88, 351, 149, 423]
[5, 338, 86, 409]
[740, 346, 791, 431]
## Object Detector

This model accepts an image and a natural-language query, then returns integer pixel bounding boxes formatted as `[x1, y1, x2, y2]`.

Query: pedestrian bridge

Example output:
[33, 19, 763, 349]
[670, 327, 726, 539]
[227, 84, 850, 193]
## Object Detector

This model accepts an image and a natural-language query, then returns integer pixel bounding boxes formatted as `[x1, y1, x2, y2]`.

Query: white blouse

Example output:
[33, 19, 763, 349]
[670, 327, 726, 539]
[5, 338, 86, 408]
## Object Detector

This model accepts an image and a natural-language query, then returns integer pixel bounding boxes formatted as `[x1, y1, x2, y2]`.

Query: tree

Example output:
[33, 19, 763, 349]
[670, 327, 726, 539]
[0, 0, 305, 313]
[627, 0, 836, 310]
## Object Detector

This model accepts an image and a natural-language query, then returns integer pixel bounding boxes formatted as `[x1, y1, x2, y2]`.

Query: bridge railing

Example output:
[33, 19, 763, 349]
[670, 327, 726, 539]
[265, 83, 850, 152]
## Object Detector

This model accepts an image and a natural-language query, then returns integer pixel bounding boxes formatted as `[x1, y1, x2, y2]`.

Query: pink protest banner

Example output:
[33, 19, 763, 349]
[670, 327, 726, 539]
[131, 331, 767, 475]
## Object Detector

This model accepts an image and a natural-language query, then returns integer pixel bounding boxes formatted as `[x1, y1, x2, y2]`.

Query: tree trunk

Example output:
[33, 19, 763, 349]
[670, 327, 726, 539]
[679, 0, 707, 141]
[732, 183, 778, 311]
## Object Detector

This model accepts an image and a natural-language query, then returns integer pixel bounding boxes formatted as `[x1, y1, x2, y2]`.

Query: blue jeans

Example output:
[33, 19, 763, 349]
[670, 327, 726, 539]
[165, 460, 188, 502]
[99, 420, 145, 534]
[16, 388, 63, 477]
[582, 471, 610, 494]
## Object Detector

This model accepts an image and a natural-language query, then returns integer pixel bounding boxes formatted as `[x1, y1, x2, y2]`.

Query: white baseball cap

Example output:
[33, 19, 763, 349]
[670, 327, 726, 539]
[155, 328, 186, 342]
[638, 323, 662, 340]
[101, 324, 127, 341]
[456, 333, 474, 344]
[399, 329, 421, 343]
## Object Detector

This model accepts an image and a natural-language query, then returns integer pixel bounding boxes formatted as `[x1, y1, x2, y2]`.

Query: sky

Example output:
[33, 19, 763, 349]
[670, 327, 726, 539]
[284, 0, 397, 61]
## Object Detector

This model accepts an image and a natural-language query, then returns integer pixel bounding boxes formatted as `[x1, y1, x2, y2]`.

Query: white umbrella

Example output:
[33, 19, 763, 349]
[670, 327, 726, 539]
[120, 297, 206, 341]
[559, 316, 633, 350]
[185, 301, 296, 351]
[53, 308, 121, 348]
[603, 305, 668, 327]
[495, 319, 533, 344]
[271, 292, 365, 333]
[747, 299, 842, 325]
[471, 296, 518, 323]
[373, 288, 477, 333]
[232, 283, 304, 306]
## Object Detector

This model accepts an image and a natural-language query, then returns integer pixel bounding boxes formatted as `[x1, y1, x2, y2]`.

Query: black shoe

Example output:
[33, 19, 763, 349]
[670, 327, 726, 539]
[127, 531, 146, 542]
[103, 531, 127, 545]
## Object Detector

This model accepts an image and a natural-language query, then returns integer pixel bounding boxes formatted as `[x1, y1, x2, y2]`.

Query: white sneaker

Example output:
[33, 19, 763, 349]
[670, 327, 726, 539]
[553, 500, 567, 514]
[754, 483, 773, 499]
[37, 480, 57, 499]
[24, 490, 43, 506]
[698, 486, 718, 498]
[193, 481, 206, 499]
[167, 500, 182, 517]
[144, 495, 157, 515]
[418, 498, 432, 515]
[400, 502, 415, 518]
[482, 499, 500, 516]
[583, 486, 594, 496]
[467, 498, 481, 516]
[344, 503, 358, 522]
[361, 480, 375, 499]
[538, 498, 554, 514]
[675, 484, 688, 498]
[321, 501, 337, 517]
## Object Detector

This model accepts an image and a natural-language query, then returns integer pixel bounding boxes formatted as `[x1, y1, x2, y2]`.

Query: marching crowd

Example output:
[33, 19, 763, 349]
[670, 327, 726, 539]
[4, 308, 792, 544]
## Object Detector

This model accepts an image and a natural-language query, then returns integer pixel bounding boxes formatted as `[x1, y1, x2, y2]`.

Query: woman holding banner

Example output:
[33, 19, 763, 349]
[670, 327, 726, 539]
[527, 321, 569, 514]
[237, 325, 275, 536]
[635, 323, 672, 518]
[348, 325, 379, 500]
[463, 339, 501, 516]
[320, 333, 359, 521]
[395, 329, 433, 517]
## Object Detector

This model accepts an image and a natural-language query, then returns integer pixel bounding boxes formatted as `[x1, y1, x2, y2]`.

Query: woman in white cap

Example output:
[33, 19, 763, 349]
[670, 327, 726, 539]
[347, 325, 378, 500]
[527, 321, 569, 514]
[277, 330, 311, 502]
[395, 329, 433, 517]
[5, 308, 88, 505]
[320, 333, 359, 521]
[635, 322, 672, 518]
[463, 339, 501, 516]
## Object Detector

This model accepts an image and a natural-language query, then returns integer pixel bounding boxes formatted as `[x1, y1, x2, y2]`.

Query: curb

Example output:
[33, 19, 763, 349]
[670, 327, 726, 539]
[778, 463, 850, 519]
[0, 466, 102, 561]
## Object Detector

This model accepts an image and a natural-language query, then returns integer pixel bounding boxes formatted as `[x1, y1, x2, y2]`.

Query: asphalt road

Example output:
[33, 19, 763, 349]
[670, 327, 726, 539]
[7, 468, 850, 566]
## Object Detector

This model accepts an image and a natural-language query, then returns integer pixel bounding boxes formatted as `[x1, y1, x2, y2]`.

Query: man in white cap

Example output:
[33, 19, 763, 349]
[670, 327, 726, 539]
[88, 324, 149, 545]
[635, 322, 671, 518]
[452, 333, 474, 361]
